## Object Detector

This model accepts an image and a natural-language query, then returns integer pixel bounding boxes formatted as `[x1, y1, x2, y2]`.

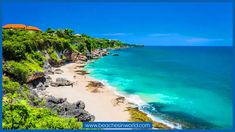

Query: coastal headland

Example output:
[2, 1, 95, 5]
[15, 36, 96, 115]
[2, 25, 169, 129]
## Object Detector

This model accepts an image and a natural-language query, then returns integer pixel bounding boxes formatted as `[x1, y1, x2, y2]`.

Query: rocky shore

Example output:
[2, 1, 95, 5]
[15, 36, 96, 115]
[26, 48, 171, 129]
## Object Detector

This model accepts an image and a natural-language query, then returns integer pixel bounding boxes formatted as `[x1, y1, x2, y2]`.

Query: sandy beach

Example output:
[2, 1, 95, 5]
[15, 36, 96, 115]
[40, 62, 131, 122]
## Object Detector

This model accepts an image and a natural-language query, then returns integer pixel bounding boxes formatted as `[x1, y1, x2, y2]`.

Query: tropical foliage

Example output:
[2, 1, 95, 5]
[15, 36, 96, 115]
[2, 27, 132, 129]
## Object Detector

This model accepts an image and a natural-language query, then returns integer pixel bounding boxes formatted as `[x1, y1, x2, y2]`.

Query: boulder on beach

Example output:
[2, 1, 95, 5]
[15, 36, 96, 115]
[74, 64, 86, 69]
[47, 96, 67, 104]
[51, 78, 73, 87]
[87, 81, 104, 88]
[54, 68, 64, 74]
[74, 69, 89, 75]
[27, 72, 45, 83]
[46, 96, 95, 122]
[28, 74, 52, 91]
[79, 55, 88, 62]
[112, 96, 126, 106]
[86, 81, 104, 93]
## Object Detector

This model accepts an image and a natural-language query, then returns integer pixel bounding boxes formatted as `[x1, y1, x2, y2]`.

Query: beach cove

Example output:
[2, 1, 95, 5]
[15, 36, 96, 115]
[37, 59, 173, 129]
[33, 46, 233, 129]
[2, 24, 232, 130]
[39, 62, 131, 121]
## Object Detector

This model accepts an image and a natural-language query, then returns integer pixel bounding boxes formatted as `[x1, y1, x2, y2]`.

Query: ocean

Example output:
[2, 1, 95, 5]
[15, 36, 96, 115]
[85, 46, 233, 129]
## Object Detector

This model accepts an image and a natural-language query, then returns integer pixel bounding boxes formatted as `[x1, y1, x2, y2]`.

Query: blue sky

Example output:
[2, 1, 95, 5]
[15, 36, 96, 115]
[2, 2, 233, 46]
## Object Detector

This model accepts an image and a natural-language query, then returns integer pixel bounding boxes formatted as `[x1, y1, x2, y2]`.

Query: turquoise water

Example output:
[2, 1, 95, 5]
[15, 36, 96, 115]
[85, 46, 233, 129]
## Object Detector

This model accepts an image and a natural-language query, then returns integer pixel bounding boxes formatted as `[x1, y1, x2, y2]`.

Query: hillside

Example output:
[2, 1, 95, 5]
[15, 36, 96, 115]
[2, 26, 138, 129]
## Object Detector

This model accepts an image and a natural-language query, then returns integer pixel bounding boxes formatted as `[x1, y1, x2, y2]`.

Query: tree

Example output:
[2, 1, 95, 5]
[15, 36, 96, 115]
[55, 29, 64, 38]
[46, 28, 55, 34]
[3, 40, 26, 60]
[64, 29, 74, 36]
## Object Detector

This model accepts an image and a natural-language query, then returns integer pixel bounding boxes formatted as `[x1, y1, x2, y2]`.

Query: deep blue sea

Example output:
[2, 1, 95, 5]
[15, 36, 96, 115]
[85, 46, 233, 129]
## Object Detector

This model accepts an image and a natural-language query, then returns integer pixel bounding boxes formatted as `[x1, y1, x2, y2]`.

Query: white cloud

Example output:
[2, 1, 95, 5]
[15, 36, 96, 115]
[186, 38, 224, 43]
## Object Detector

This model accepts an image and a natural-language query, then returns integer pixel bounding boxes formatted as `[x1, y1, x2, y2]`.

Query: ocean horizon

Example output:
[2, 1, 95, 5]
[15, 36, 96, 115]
[85, 46, 233, 129]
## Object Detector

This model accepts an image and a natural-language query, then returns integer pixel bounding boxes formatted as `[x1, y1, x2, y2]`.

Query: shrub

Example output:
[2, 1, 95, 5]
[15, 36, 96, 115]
[22, 60, 44, 73]
[48, 47, 60, 62]
[2, 100, 82, 129]
[25, 52, 45, 67]
[3, 40, 26, 60]
[4, 61, 31, 83]
[2, 76, 20, 94]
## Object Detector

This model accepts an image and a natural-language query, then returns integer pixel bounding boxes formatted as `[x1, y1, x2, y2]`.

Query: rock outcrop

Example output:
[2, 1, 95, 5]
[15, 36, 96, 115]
[46, 96, 95, 122]
[48, 59, 65, 67]
[86, 81, 104, 93]
[74, 69, 89, 75]
[43, 60, 54, 74]
[64, 52, 80, 62]
[27, 72, 45, 83]
[54, 68, 64, 74]
[28, 75, 52, 91]
[78, 55, 88, 62]
[87, 81, 104, 88]
[51, 78, 73, 87]
[112, 96, 126, 106]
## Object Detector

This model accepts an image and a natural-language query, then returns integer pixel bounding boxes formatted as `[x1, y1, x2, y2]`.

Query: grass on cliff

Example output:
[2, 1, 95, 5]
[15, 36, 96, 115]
[127, 107, 171, 129]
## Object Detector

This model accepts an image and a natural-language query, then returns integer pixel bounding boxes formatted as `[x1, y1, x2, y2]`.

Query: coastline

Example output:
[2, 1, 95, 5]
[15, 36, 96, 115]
[38, 62, 131, 121]
[36, 53, 173, 129]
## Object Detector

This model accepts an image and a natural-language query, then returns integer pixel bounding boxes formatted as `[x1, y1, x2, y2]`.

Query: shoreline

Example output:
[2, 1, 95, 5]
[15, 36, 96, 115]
[37, 56, 174, 129]
[39, 62, 131, 122]
[85, 61, 180, 129]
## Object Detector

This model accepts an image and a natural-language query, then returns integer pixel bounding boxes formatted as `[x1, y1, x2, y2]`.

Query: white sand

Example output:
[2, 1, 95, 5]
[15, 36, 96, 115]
[42, 62, 131, 122]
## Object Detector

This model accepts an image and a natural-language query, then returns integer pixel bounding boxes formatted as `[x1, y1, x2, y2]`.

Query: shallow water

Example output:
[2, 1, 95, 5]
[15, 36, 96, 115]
[85, 46, 233, 129]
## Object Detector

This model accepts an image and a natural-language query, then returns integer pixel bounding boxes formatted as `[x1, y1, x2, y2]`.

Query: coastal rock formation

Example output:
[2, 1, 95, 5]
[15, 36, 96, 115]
[74, 64, 86, 69]
[26, 72, 45, 83]
[43, 59, 54, 75]
[48, 59, 65, 67]
[47, 96, 67, 104]
[46, 96, 95, 122]
[28, 75, 52, 91]
[54, 68, 64, 74]
[112, 96, 126, 106]
[92, 49, 110, 57]
[87, 81, 104, 88]
[27, 89, 46, 107]
[86, 81, 104, 93]
[78, 55, 88, 62]
[64, 52, 80, 62]
[74, 69, 89, 75]
[51, 78, 73, 87]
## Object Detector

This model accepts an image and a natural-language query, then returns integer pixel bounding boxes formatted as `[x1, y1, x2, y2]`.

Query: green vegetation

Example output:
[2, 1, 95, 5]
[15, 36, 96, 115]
[3, 100, 82, 129]
[127, 107, 171, 129]
[2, 27, 135, 129]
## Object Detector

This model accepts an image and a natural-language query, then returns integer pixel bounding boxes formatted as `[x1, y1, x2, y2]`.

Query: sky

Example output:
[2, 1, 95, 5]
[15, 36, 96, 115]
[1, 2, 233, 46]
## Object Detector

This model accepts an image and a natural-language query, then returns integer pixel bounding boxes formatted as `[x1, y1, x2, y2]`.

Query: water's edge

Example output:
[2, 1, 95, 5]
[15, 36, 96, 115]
[84, 47, 233, 129]
[85, 59, 181, 129]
